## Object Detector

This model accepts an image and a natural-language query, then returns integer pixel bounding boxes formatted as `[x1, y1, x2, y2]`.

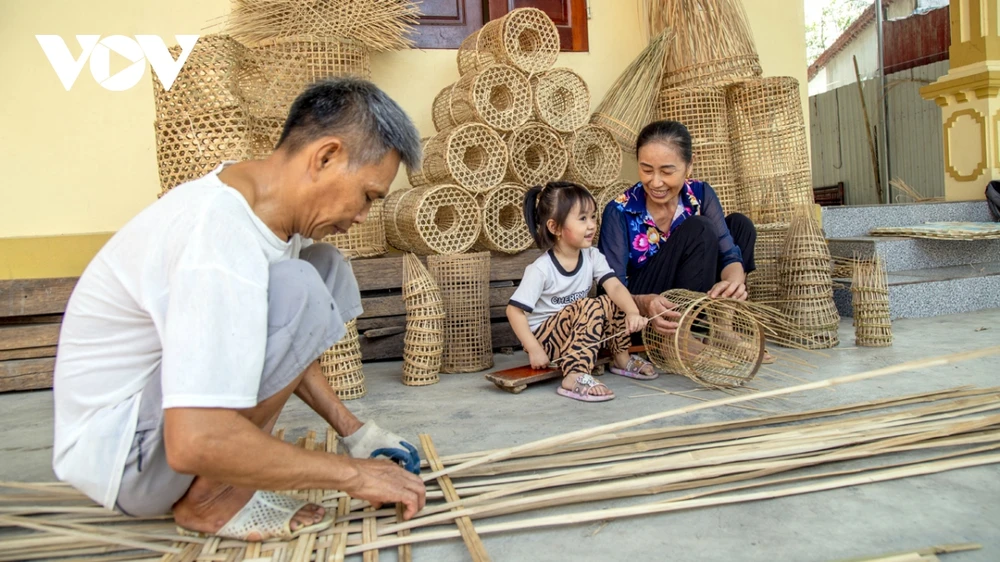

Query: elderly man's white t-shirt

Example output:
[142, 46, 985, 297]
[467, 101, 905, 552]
[53, 163, 312, 509]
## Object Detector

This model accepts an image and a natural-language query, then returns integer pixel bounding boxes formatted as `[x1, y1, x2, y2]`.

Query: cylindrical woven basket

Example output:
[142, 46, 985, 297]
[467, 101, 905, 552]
[851, 256, 892, 347]
[155, 107, 253, 196]
[434, 65, 532, 133]
[407, 138, 432, 188]
[473, 184, 533, 254]
[746, 222, 789, 304]
[321, 199, 387, 258]
[383, 188, 417, 252]
[563, 125, 623, 188]
[457, 8, 560, 76]
[395, 185, 483, 255]
[505, 122, 569, 187]
[320, 319, 366, 400]
[642, 289, 765, 388]
[531, 68, 591, 133]
[422, 123, 509, 193]
[153, 35, 249, 122]
[593, 180, 631, 247]
[727, 77, 814, 224]
[402, 253, 445, 386]
[777, 210, 840, 349]
[428, 252, 493, 373]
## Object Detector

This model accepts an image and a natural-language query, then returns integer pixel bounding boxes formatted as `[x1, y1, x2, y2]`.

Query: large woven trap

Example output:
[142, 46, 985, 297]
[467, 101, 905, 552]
[402, 253, 445, 386]
[155, 107, 253, 196]
[394, 185, 483, 255]
[727, 77, 814, 224]
[428, 252, 494, 373]
[532, 68, 591, 133]
[746, 222, 789, 304]
[320, 319, 366, 400]
[474, 183, 533, 254]
[642, 289, 765, 388]
[457, 7, 560, 76]
[422, 123, 509, 193]
[153, 35, 249, 123]
[433, 65, 532, 133]
[383, 187, 415, 251]
[505, 122, 569, 187]
[320, 199, 387, 258]
[563, 125, 623, 188]
[852, 255, 892, 347]
[593, 180, 632, 247]
[407, 137, 431, 188]
[777, 209, 840, 349]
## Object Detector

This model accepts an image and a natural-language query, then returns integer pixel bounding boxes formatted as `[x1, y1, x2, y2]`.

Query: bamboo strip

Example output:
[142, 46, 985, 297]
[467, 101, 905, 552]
[0, 515, 182, 554]
[362, 506, 378, 562]
[395, 504, 412, 562]
[829, 544, 981, 562]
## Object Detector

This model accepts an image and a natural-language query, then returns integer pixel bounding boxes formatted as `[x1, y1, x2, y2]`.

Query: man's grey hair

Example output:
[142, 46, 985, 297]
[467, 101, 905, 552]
[276, 78, 422, 170]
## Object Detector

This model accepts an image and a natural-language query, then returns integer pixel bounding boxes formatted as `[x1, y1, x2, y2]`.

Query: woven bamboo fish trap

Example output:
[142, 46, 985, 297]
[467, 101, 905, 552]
[383, 187, 416, 251]
[394, 185, 483, 255]
[428, 252, 493, 373]
[474, 183, 533, 254]
[433, 65, 532, 133]
[645, 0, 762, 88]
[457, 7, 560, 76]
[153, 35, 249, 122]
[402, 253, 445, 386]
[593, 180, 632, 247]
[655, 85, 740, 214]
[746, 222, 789, 304]
[505, 122, 569, 187]
[727, 77, 814, 225]
[320, 199, 387, 258]
[155, 107, 253, 196]
[563, 125, 623, 188]
[852, 256, 893, 347]
[531, 68, 591, 133]
[590, 29, 674, 154]
[321, 319, 366, 400]
[422, 123, 509, 193]
[407, 138, 431, 187]
[777, 209, 840, 349]
[246, 113, 286, 159]
[642, 289, 765, 388]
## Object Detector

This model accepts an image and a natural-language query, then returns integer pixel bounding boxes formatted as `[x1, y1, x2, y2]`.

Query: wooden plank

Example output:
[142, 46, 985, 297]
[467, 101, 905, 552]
[360, 287, 517, 319]
[0, 314, 64, 325]
[0, 323, 61, 351]
[0, 278, 77, 318]
[360, 321, 519, 362]
[0, 357, 55, 392]
[0, 346, 58, 361]
[351, 251, 540, 292]
[357, 307, 509, 332]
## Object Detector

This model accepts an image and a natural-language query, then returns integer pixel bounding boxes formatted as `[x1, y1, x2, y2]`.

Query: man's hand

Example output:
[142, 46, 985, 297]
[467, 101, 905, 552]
[636, 294, 680, 335]
[528, 346, 550, 369]
[342, 422, 421, 475]
[345, 457, 426, 520]
[708, 280, 748, 301]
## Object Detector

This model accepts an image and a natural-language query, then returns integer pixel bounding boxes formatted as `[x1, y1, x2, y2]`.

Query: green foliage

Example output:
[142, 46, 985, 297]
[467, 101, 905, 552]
[807, 0, 872, 65]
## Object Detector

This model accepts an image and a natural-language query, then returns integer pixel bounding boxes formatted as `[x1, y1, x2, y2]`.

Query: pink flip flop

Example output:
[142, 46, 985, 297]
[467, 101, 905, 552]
[556, 373, 615, 402]
[610, 355, 659, 380]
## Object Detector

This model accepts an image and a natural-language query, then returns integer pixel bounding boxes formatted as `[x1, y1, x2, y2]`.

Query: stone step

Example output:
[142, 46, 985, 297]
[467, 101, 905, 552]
[833, 262, 1000, 319]
[827, 236, 1000, 272]
[821, 200, 991, 238]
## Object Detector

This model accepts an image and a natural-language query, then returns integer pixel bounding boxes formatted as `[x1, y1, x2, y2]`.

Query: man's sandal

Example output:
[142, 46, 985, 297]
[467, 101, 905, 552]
[556, 373, 615, 402]
[175, 490, 332, 541]
[610, 354, 659, 380]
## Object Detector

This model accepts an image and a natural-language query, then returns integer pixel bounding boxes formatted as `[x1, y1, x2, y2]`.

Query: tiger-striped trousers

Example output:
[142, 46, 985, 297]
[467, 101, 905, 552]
[532, 294, 630, 376]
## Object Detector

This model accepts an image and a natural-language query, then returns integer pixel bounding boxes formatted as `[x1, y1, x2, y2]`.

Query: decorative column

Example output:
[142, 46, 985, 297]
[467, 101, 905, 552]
[920, 0, 1000, 201]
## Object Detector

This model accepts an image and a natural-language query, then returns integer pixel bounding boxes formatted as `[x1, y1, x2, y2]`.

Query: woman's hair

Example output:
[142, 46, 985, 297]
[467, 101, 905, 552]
[523, 181, 596, 250]
[636, 120, 693, 164]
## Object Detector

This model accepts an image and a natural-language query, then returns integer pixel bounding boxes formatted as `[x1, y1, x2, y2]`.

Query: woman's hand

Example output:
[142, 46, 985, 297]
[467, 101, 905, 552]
[634, 294, 680, 335]
[625, 312, 648, 334]
[708, 280, 748, 301]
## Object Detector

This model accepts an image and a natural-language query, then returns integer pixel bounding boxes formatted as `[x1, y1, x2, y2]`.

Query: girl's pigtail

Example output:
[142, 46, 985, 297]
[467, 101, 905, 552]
[523, 185, 544, 248]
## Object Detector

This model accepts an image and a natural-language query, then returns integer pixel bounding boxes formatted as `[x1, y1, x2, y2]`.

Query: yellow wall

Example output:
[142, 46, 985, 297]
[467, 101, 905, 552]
[0, 0, 807, 278]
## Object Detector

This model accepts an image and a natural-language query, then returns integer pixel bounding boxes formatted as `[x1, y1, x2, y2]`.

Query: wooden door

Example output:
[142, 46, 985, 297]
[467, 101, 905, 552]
[411, 0, 486, 49]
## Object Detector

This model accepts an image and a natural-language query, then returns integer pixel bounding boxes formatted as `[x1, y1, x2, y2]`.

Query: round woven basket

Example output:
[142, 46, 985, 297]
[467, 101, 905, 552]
[851, 256, 892, 347]
[457, 8, 560, 76]
[155, 107, 253, 196]
[402, 254, 445, 386]
[531, 68, 590, 133]
[321, 319, 366, 400]
[473, 184, 533, 254]
[746, 222, 789, 304]
[434, 65, 532, 133]
[428, 252, 494, 373]
[563, 125, 623, 188]
[642, 289, 765, 388]
[153, 35, 248, 122]
[321, 199, 387, 258]
[505, 122, 569, 187]
[777, 209, 840, 349]
[383, 188, 418, 251]
[395, 185, 483, 255]
[593, 180, 631, 247]
[422, 123, 509, 193]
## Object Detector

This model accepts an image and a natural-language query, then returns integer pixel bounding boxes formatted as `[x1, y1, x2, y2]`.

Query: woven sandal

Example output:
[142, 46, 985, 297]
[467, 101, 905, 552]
[610, 354, 659, 380]
[175, 491, 332, 541]
[556, 373, 615, 402]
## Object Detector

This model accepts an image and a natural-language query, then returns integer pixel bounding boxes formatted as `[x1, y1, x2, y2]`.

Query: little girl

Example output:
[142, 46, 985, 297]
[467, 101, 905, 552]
[507, 182, 657, 402]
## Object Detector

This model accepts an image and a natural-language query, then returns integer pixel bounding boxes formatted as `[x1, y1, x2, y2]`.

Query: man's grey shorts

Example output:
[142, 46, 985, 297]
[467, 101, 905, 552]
[114, 244, 362, 517]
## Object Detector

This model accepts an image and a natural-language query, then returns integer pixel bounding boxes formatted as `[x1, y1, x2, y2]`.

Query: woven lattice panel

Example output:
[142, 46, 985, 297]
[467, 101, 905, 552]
[727, 77, 814, 224]
[457, 8, 559, 75]
[777, 210, 840, 349]
[642, 289, 764, 388]
[395, 185, 483, 255]
[402, 253, 445, 386]
[563, 125, 623, 188]
[428, 252, 493, 373]
[746, 222, 789, 305]
[505, 122, 569, 187]
[593, 180, 632, 247]
[320, 199, 387, 258]
[246, 113, 285, 159]
[155, 107, 253, 196]
[320, 319, 366, 400]
[446, 65, 532, 132]
[473, 184, 533, 254]
[852, 256, 892, 347]
[531, 68, 590, 133]
[422, 123, 509, 193]
[153, 35, 249, 122]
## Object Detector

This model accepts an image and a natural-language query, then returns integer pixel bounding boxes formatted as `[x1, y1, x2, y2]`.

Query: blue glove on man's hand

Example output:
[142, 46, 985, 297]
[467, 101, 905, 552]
[341, 422, 421, 475]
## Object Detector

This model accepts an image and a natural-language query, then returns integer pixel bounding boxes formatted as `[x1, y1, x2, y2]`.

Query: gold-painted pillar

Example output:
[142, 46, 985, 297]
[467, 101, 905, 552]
[920, 0, 1000, 201]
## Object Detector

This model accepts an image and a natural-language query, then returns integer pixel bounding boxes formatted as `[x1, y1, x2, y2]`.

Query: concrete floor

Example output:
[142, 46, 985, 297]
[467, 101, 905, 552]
[2, 309, 999, 561]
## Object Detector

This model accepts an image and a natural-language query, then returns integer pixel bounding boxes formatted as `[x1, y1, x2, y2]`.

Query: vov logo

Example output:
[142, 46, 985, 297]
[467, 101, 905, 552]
[35, 35, 200, 92]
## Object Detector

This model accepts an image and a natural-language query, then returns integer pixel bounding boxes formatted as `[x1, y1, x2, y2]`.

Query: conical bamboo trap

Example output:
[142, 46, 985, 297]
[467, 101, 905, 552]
[433, 65, 532, 133]
[563, 124, 623, 188]
[457, 8, 560, 76]
[852, 255, 893, 348]
[474, 183, 533, 254]
[428, 252, 493, 373]
[746, 222, 789, 304]
[394, 185, 483, 256]
[402, 253, 445, 386]
[321, 319, 366, 400]
[531, 68, 591, 133]
[421, 123, 509, 193]
[777, 209, 840, 349]
[505, 122, 569, 187]
[321, 199, 387, 258]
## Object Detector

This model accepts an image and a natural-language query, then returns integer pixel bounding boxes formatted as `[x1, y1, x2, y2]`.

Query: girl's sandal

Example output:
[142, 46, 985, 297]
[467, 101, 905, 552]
[556, 373, 615, 402]
[610, 354, 659, 380]
[175, 490, 332, 542]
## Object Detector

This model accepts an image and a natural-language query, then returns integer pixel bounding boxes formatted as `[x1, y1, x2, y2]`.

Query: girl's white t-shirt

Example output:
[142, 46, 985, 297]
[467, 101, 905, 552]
[508, 248, 617, 331]
[52, 163, 311, 509]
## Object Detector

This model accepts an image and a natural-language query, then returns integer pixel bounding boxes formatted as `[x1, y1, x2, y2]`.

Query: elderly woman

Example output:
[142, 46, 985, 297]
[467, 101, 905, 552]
[597, 120, 758, 339]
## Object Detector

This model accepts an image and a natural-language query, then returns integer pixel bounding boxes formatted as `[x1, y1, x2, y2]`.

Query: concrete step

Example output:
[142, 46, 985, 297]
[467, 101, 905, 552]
[827, 235, 1000, 272]
[821, 200, 991, 238]
[833, 262, 1000, 319]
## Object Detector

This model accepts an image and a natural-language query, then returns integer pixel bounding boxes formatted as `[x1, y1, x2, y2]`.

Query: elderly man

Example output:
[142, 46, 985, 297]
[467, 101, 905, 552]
[53, 79, 426, 541]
